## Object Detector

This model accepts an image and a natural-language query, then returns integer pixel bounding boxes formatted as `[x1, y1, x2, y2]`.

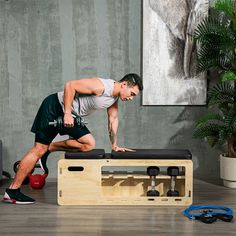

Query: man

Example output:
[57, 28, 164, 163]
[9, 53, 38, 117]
[3, 73, 143, 204]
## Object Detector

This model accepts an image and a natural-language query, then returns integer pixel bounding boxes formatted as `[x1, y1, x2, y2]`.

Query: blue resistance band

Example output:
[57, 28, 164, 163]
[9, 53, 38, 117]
[183, 205, 234, 224]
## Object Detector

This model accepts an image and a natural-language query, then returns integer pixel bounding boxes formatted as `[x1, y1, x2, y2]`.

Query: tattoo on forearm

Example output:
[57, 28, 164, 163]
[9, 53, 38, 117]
[109, 128, 115, 145]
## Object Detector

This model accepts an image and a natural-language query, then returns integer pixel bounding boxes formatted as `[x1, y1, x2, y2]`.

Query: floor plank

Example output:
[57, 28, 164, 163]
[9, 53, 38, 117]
[0, 179, 236, 236]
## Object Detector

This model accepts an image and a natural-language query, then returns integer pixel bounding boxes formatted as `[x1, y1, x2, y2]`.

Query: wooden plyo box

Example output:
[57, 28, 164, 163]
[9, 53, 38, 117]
[58, 156, 193, 206]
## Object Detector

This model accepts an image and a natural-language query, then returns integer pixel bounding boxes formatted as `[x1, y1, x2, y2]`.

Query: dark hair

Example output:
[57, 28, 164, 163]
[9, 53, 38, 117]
[119, 73, 143, 91]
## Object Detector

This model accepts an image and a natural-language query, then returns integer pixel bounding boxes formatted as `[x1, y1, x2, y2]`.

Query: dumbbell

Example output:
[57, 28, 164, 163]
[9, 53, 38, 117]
[167, 166, 179, 197]
[147, 166, 160, 197]
[48, 116, 86, 130]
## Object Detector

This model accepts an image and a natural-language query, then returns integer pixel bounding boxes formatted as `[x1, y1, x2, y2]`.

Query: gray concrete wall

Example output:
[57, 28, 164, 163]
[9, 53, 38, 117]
[0, 0, 221, 179]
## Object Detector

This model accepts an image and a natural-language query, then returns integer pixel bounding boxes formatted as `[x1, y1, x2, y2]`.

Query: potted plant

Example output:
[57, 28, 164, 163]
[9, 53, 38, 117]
[193, 0, 236, 187]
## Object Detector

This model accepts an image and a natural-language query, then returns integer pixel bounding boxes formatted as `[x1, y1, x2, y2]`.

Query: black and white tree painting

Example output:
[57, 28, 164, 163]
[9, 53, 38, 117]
[143, 0, 209, 105]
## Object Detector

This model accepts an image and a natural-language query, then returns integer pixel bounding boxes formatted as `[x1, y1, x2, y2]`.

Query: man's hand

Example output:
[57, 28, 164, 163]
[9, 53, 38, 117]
[63, 113, 74, 127]
[112, 146, 136, 152]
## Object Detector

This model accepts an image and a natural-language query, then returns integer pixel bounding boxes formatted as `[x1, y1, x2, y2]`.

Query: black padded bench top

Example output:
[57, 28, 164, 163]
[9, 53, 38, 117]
[65, 149, 105, 159]
[65, 149, 192, 159]
[111, 149, 192, 159]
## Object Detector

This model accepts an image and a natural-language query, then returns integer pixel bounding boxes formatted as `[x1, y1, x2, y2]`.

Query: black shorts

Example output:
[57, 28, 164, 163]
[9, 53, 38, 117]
[31, 93, 90, 145]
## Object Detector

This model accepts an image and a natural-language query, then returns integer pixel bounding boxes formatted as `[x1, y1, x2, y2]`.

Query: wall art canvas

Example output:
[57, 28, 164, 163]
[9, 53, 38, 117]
[142, 0, 209, 105]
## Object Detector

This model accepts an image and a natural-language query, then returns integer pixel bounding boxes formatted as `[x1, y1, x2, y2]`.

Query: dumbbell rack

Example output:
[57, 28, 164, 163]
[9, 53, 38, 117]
[58, 157, 193, 206]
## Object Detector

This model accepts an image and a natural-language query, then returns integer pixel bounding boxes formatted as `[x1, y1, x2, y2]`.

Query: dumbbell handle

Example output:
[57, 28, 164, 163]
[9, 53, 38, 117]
[49, 115, 87, 128]
[150, 176, 156, 190]
[170, 176, 176, 191]
[48, 120, 59, 126]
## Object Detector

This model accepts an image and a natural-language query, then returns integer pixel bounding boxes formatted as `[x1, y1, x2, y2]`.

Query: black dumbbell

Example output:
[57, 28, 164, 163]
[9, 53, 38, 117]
[147, 166, 160, 197]
[167, 166, 179, 197]
[48, 116, 86, 129]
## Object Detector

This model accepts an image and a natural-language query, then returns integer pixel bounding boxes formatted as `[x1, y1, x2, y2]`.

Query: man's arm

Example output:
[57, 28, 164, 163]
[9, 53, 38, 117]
[107, 100, 119, 150]
[107, 101, 135, 152]
[63, 78, 104, 127]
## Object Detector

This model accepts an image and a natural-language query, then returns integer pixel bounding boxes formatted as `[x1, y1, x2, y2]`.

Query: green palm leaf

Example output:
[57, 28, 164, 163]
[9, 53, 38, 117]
[225, 108, 236, 131]
[195, 18, 235, 48]
[195, 113, 224, 127]
[208, 83, 235, 106]
[193, 123, 224, 138]
[222, 70, 236, 81]
[214, 0, 236, 18]
[219, 129, 231, 144]
[194, 10, 236, 71]
[197, 48, 233, 71]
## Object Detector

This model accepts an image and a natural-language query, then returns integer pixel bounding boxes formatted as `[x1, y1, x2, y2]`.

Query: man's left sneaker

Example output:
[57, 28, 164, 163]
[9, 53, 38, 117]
[3, 188, 35, 204]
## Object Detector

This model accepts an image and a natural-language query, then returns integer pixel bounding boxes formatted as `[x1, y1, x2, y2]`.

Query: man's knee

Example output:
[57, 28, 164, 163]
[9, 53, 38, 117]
[89, 137, 96, 148]
[78, 135, 96, 152]
[82, 139, 96, 152]
[33, 143, 49, 157]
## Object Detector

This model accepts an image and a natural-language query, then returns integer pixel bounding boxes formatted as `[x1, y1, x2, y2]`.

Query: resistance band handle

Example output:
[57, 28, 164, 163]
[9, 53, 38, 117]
[183, 205, 234, 223]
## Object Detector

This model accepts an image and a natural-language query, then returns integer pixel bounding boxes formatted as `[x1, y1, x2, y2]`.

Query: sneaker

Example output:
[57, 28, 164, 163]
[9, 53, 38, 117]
[3, 188, 35, 204]
[39, 151, 50, 174]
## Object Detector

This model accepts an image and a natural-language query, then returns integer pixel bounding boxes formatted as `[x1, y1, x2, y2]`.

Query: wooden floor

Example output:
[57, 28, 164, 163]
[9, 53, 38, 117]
[0, 178, 236, 236]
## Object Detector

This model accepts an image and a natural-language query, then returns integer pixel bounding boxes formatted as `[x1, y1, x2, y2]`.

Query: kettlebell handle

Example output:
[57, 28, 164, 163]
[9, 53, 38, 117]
[43, 173, 48, 179]
[28, 173, 48, 178]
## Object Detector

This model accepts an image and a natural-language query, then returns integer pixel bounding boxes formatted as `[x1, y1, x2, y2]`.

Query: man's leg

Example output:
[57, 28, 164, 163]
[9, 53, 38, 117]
[48, 134, 96, 152]
[11, 135, 95, 185]
[9, 143, 49, 189]
[3, 143, 49, 204]
[39, 134, 95, 173]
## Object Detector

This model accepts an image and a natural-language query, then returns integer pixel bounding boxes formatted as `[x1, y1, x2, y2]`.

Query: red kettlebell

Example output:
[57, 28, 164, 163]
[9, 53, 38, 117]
[28, 173, 48, 189]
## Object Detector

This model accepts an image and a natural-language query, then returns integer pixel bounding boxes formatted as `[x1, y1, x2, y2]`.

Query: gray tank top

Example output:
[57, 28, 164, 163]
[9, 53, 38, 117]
[57, 78, 118, 117]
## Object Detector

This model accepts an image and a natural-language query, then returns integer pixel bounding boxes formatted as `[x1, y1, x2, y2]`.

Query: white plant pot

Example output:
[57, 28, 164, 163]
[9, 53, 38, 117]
[220, 154, 236, 188]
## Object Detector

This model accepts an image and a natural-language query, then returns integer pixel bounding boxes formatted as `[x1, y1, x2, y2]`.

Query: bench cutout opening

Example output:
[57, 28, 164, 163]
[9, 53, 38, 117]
[68, 166, 84, 172]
